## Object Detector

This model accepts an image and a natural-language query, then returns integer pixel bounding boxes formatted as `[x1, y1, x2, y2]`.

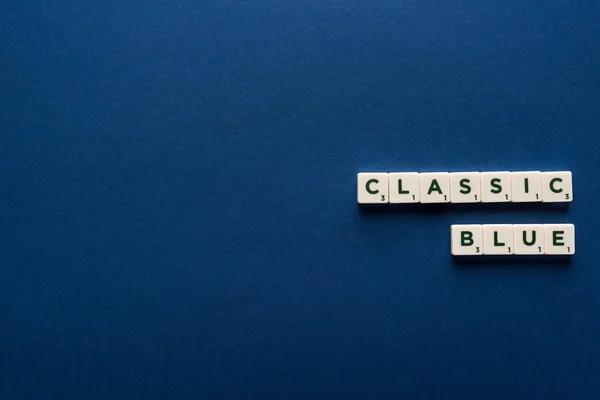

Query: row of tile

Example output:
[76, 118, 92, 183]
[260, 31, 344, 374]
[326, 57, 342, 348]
[357, 171, 573, 204]
[451, 224, 575, 256]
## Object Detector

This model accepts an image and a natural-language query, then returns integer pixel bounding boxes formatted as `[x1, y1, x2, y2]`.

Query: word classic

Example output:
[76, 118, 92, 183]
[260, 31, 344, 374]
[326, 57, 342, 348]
[357, 171, 573, 204]
[451, 224, 575, 256]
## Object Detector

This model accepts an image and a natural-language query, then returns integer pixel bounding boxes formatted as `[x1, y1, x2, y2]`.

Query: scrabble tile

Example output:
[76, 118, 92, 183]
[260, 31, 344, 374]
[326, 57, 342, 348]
[451, 224, 483, 256]
[450, 172, 481, 203]
[544, 224, 575, 255]
[513, 224, 545, 255]
[481, 171, 512, 203]
[542, 171, 573, 203]
[420, 172, 450, 203]
[357, 173, 389, 204]
[511, 171, 542, 202]
[483, 224, 514, 255]
[389, 172, 420, 203]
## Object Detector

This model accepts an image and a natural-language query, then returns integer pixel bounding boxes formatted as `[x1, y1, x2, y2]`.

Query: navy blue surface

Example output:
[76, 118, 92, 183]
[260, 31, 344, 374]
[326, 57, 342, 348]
[2, 1, 600, 398]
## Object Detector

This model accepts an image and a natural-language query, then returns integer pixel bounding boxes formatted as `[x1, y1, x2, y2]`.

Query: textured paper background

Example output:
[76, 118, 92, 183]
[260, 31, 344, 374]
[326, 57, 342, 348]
[2, 1, 600, 398]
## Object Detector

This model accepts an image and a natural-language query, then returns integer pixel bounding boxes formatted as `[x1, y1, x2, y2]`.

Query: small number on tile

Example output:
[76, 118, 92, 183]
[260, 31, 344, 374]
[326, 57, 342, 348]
[544, 224, 575, 255]
[450, 172, 482, 203]
[483, 224, 514, 255]
[357, 173, 389, 204]
[451, 225, 483, 256]
[419, 173, 450, 204]
[389, 172, 420, 203]
[481, 171, 511, 203]
[542, 171, 573, 203]
[511, 172, 542, 203]
[511, 224, 545, 255]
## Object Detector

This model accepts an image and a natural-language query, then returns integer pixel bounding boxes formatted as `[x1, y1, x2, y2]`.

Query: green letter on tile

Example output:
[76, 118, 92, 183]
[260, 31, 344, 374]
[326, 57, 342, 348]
[461, 231, 474, 246]
[553, 231, 565, 246]
[490, 178, 502, 194]
[428, 180, 442, 195]
[550, 178, 563, 193]
[523, 231, 536, 246]
[397, 179, 409, 194]
[494, 232, 505, 246]
[459, 179, 471, 194]
[366, 179, 379, 194]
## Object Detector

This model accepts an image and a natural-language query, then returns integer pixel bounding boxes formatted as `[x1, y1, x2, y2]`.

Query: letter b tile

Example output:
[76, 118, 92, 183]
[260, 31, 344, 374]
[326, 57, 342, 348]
[451, 225, 483, 256]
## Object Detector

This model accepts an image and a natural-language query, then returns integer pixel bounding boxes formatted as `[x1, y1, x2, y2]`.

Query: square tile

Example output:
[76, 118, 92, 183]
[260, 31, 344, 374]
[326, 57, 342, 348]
[511, 171, 542, 202]
[357, 173, 389, 204]
[513, 224, 545, 255]
[451, 224, 483, 256]
[483, 224, 514, 255]
[544, 224, 575, 255]
[542, 171, 573, 203]
[450, 172, 481, 203]
[419, 172, 450, 203]
[481, 171, 512, 203]
[389, 172, 420, 203]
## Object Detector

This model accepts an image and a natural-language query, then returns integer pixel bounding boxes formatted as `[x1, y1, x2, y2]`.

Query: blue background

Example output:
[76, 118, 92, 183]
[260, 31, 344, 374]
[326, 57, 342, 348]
[2, 1, 600, 398]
